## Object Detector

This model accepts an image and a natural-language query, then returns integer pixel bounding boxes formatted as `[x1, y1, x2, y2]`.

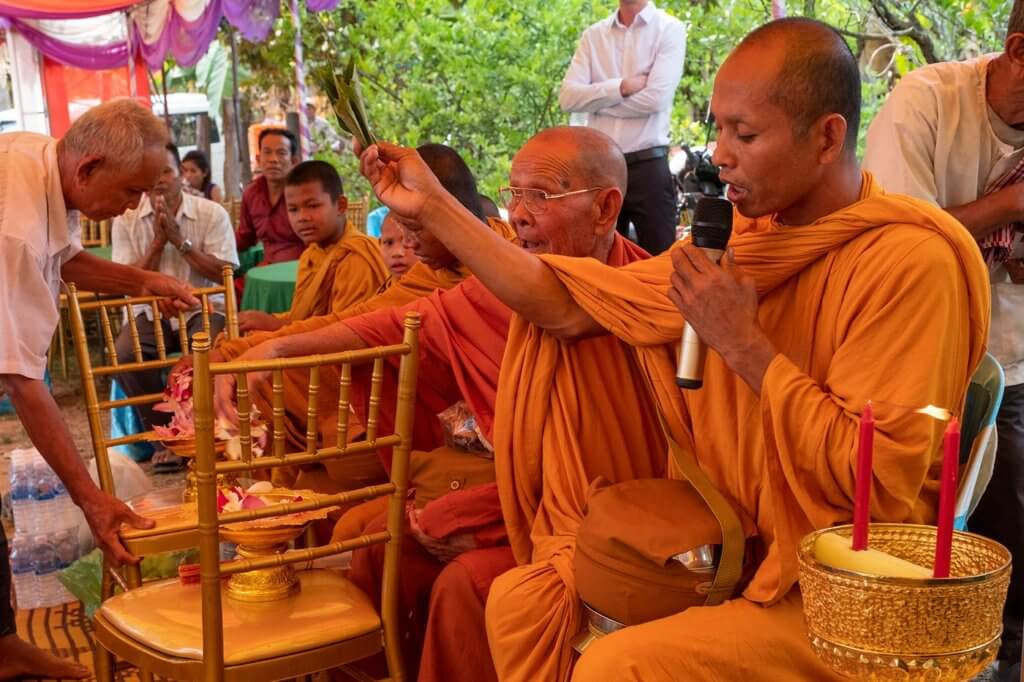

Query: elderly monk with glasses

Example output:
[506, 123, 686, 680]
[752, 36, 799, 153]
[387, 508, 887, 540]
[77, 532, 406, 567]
[213, 126, 650, 682]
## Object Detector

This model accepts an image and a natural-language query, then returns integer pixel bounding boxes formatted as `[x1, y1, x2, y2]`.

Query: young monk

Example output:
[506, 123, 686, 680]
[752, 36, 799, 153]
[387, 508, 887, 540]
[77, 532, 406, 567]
[206, 146, 515, 490]
[379, 212, 419, 279]
[220, 126, 650, 681]
[235, 160, 388, 335]
[356, 18, 991, 681]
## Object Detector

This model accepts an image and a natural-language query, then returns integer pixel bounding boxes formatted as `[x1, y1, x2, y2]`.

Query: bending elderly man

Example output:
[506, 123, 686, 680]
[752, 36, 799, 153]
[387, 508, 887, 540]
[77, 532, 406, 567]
[0, 99, 195, 680]
[217, 126, 649, 681]
[358, 18, 990, 682]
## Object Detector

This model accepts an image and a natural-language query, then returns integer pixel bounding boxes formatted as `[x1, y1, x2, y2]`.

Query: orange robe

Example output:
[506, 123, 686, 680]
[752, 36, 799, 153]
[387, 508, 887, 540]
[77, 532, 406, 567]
[224, 219, 514, 490]
[285, 222, 389, 322]
[346, 234, 649, 682]
[216, 217, 514, 361]
[485, 173, 992, 682]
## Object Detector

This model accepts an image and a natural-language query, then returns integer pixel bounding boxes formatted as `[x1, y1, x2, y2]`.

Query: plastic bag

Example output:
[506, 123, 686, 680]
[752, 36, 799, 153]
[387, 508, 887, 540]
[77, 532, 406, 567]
[437, 401, 493, 457]
[58, 548, 198, 618]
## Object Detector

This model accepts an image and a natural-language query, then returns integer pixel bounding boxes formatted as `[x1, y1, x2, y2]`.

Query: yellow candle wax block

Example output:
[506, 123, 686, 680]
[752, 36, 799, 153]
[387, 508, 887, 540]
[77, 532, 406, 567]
[813, 532, 932, 578]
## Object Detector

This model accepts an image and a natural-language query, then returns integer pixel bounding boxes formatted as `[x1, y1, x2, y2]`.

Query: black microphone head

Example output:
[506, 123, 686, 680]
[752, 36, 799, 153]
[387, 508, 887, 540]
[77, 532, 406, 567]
[691, 197, 733, 249]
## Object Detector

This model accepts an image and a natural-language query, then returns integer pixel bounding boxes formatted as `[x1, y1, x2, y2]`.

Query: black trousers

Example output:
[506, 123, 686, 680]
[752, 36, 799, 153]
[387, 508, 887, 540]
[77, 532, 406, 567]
[1, 506, 13, 637]
[969, 382, 1024, 663]
[114, 313, 225, 429]
[616, 155, 677, 256]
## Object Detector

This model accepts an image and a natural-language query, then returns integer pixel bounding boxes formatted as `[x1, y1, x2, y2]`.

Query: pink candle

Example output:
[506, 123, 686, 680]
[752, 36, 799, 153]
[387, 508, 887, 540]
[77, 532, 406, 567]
[852, 402, 874, 551]
[933, 417, 960, 578]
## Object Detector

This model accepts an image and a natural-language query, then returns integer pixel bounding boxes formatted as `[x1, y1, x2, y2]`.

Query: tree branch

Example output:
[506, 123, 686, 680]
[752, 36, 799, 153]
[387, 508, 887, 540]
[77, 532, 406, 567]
[870, 0, 942, 63]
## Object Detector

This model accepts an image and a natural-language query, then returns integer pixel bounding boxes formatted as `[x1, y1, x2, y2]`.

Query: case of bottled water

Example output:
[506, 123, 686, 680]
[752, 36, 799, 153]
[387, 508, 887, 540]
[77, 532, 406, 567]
[6, 449, 80, 609]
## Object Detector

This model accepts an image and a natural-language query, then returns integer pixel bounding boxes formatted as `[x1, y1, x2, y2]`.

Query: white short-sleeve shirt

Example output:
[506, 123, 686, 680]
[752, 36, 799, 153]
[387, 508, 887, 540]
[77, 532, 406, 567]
[863, 55, 1024, 385]
[112, 192, 239, 324]
[0, 132, 83, 380]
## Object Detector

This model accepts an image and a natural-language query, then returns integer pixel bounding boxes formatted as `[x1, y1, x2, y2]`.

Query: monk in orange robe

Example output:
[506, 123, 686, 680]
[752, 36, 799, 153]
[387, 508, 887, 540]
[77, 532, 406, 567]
[234, 160, 389, 336]
[234, 127, 649, 681]
[357, 19, 992, 682]
[209, 147, 513, 490]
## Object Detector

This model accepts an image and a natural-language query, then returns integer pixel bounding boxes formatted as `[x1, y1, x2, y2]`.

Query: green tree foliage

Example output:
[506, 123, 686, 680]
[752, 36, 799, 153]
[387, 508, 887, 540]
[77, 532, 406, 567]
[239, 0, 1012, 197]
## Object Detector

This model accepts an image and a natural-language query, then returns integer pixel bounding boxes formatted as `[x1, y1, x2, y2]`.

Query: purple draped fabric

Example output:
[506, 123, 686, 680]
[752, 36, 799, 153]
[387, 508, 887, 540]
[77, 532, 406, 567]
[305, 0, 341, 11]
[132, 0, 223, 69]
[0, 16, 130, 69]
[222, 0, 279, 42]
[4, 0, 331, 71]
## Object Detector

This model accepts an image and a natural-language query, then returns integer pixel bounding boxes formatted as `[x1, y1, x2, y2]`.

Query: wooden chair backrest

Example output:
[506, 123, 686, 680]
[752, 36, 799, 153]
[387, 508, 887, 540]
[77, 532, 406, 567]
[66, 266, 239, 496]
[348, 195, 370, 233]
[220, 199, 242, 228]
[126, 313, 419, 680]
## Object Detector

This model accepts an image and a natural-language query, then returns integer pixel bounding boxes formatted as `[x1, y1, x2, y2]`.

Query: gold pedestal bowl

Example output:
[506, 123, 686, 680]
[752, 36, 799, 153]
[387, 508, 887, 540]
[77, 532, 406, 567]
[798, 524, 1011, 680]
[218, 491, 333, 603]
[160, 439, 233, 503]
[220, 523, 308, 603]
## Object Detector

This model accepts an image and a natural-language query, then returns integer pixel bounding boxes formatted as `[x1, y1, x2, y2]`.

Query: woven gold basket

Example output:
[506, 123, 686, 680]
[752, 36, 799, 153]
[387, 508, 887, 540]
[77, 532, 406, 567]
[798, 523, 1010, 680]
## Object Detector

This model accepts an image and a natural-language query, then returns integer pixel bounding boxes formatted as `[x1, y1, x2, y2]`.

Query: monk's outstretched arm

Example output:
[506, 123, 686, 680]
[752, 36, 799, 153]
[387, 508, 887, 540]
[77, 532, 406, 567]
[268, 320, 367, 358]
[361, 142, 602, 339]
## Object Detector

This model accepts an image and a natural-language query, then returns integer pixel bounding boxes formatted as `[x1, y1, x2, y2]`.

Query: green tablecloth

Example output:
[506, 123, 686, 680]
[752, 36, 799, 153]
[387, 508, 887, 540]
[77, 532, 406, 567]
[241, 260, 298, 314]
[238, 244, 265, 276]
[86, 245, 112, 260]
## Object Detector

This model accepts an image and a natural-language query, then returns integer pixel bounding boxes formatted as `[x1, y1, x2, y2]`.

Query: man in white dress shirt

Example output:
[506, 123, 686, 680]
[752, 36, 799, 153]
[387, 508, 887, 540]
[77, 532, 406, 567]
[863, 4, 1024, 678]
[0, 99, 195, 679]
[112, 142, 238, 440]
[559, 0, 686, 255]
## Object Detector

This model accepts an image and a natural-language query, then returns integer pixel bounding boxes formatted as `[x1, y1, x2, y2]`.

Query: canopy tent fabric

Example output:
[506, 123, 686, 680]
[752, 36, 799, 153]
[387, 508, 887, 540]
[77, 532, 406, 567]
[0, 1, 134, 19]
[0, 0, 341, 70]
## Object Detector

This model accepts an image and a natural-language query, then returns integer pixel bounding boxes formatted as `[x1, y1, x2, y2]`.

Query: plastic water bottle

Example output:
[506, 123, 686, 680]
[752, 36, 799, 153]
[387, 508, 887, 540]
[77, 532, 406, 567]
[9, 535, 37, 610]
[31, 534, 63, 607]
[8, 457, 33, 535]
[29, 462, 55, 535]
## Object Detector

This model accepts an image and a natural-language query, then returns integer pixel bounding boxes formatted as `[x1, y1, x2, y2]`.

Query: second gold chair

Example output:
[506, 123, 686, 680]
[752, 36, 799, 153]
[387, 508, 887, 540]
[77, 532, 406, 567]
[92, 312, 421, 681]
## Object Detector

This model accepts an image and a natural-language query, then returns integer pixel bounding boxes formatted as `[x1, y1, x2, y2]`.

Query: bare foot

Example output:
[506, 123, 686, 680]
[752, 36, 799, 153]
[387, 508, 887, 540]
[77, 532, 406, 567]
[0, 634, 89, 680]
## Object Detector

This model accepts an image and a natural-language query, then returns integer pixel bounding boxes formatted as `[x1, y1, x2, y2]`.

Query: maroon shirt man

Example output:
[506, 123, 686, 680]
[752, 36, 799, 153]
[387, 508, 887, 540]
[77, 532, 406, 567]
[237, 128, 305, 264]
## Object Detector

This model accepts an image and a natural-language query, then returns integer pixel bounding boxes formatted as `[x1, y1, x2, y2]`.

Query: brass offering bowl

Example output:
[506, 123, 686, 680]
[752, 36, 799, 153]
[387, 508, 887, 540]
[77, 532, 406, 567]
[218, 491, 331, 603]
[219, 523, 307, 603]
[160, 439, 233, 503]
[798, 524, 1010, 680]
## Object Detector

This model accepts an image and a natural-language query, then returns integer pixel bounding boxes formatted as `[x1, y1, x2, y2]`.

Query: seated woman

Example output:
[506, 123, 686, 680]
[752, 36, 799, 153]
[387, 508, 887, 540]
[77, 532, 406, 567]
[181, 149, 224, 203]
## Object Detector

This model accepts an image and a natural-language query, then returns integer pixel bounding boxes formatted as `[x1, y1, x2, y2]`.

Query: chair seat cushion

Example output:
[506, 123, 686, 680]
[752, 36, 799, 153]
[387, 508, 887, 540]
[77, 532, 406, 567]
[99, 570, 381, 665]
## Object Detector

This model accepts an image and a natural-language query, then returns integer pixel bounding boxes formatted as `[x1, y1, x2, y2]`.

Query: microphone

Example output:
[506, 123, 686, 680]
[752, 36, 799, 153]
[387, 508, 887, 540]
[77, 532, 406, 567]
[676, 197, 734, 390]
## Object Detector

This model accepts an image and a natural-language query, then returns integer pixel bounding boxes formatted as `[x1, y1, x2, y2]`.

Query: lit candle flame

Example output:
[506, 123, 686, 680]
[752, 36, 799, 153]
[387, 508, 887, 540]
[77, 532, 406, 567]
[916, 404, 953, 421]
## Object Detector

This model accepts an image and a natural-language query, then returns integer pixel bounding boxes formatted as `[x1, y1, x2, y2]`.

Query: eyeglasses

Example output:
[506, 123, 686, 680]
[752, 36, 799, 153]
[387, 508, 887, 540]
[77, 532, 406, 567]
[498, 186, 603, 215]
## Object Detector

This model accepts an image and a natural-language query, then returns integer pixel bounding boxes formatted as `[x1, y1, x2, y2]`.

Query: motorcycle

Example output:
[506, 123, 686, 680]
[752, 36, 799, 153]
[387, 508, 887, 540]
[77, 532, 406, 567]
[670, 144, 725, 234]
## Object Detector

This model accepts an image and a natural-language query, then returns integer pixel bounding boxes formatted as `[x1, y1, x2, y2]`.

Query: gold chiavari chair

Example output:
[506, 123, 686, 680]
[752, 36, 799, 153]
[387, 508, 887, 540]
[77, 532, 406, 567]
[220, 199, 242, 229]
[81, 217, 112, 248]
[92, 312, 420, 682]
[66, 266, 240, 595]
[348, 194, 370, 233]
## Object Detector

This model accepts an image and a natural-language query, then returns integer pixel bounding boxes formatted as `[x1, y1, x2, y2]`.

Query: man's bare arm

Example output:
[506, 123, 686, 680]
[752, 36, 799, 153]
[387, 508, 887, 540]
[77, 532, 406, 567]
[0, 374, 153, 563]
[946, 183, 1024, 239]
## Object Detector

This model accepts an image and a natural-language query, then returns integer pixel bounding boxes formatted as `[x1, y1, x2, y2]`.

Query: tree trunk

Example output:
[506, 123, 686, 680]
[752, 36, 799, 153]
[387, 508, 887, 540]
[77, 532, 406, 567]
[222, 98, 241, 199]
[196, 113, 212, 159]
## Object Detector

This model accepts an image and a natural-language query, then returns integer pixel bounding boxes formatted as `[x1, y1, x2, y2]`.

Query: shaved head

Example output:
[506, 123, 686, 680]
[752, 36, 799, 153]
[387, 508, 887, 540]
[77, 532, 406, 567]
[736, 18, 861, 154]
[522, 126, 627, 194]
